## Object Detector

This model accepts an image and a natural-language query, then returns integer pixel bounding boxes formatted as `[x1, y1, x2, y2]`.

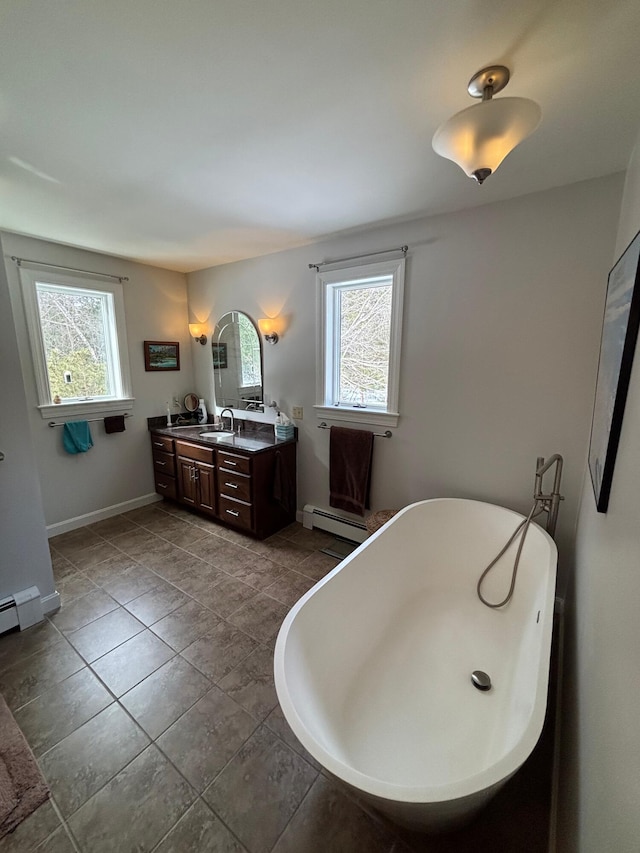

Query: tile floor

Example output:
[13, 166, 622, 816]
[0, 501, 554, 852]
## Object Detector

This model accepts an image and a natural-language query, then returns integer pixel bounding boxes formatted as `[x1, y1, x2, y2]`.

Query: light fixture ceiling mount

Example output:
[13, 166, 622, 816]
[466, 65, 510, 99]
[432, 64, 541, 185]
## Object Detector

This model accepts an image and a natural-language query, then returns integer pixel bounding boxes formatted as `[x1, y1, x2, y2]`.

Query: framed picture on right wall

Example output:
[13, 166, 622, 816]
[588, 228, 640, 512]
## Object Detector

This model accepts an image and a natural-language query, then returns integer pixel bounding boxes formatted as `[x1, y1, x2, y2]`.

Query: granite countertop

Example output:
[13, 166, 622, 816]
[150, 423, 295, 454]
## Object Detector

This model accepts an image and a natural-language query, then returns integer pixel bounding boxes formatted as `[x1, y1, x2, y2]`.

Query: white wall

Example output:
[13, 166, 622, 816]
[2, 233, 195, 529]
[557, 132, 640, 851]
[188, 174, 624, 587]
[0, 235, 54, 603]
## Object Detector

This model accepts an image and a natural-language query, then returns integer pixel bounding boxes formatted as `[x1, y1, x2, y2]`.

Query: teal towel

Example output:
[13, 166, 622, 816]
[63, 421, 93, 454]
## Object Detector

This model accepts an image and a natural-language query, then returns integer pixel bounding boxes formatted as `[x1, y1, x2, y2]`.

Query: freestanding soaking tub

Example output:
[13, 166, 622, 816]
[274, 498, 557, 832]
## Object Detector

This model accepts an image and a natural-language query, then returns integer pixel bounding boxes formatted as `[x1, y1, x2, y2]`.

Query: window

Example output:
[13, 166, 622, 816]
[20, 267, 133, 418]
[316, 258, 405, 426]
[238, 312, 261, 388]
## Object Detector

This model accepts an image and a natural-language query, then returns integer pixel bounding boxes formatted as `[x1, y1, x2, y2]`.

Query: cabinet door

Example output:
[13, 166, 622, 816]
[177, 456, 197, 506]
[196, 461, 216, 514]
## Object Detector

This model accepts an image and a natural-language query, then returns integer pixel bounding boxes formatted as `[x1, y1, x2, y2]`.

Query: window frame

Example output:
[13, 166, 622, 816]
[315, 257, 405, 427]
[19, 267, 134, 419]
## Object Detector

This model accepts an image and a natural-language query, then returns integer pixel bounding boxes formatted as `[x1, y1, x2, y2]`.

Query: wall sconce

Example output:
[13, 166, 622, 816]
[258, 318, 280, 345]
[189, 323, 207, 345]
[432, 65, 541, 184]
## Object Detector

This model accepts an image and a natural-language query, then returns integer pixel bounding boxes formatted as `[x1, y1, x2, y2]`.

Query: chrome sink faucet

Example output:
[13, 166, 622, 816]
[220, 408, 235, 433]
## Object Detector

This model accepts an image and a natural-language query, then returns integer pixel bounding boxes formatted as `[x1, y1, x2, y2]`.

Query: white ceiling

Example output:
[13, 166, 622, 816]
[1, 0, 640, 273]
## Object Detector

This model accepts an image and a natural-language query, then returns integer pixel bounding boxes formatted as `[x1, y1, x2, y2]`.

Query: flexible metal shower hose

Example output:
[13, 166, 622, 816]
[477, 501, 544, 609]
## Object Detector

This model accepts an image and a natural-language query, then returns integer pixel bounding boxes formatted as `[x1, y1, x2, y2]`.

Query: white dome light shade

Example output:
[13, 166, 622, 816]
[432, 96, 542, 183]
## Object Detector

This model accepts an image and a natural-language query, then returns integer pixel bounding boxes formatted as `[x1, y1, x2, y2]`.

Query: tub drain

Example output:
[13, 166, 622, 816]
[471, 670, 492, 691]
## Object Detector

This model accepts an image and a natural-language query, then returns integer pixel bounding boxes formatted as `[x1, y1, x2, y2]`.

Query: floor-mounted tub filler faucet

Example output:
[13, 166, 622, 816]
[534, 454, 564, 539]
[477, 453, 564, 609]
[220, 408, 235, 433]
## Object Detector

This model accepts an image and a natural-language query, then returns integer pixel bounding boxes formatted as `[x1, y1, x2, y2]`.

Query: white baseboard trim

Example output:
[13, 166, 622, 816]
[43, 591, 61, 616]
[46, 493, 161, 537]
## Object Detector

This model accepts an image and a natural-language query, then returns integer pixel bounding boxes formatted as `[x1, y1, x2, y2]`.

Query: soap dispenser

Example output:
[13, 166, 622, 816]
[196, 398, 208, 424]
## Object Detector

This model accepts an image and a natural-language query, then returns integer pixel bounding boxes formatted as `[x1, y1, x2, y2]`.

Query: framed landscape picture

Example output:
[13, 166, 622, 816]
[588, 229, 640, 512]
[212, 342, 228, 369]
[144, 341, 180, 371]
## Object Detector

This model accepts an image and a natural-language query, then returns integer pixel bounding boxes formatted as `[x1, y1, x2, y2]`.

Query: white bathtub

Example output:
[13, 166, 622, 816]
[274, 498, 557, 832]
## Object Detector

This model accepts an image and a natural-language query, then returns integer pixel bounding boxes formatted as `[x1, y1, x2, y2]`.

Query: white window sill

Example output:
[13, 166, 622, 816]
[314, 405, 399, 428]
[38, 398, 135, 420]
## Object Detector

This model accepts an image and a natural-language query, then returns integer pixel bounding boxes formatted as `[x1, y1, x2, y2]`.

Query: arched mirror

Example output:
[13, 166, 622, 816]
[212, 311, 264, 411]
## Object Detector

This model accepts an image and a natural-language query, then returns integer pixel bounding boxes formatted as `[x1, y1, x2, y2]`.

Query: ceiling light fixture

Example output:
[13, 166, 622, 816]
[432, 65, 541, 185]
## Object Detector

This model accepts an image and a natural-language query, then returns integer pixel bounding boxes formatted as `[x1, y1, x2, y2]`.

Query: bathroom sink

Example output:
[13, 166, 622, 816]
[199, 431, 235, 440]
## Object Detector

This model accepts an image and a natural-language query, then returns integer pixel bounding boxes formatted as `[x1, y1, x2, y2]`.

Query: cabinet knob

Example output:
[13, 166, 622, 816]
[157, 483, 167, 490]
[224, 482, 238, 489]
[225, 509, 240, 517]
[156, 461, 166, 467]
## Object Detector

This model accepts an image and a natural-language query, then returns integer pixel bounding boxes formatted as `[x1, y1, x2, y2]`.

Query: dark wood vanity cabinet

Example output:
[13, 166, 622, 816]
[150, 430, 296, 538]
[175, 441, 216, 516]
[217, 449, 252, 531]
[151, 434, 177, 500]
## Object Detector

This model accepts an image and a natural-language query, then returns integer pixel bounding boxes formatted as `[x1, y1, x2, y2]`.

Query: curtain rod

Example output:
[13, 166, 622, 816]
[308, 245, 408, 272]
[11, 256, 129, 283]
[48, 413, 131, 427]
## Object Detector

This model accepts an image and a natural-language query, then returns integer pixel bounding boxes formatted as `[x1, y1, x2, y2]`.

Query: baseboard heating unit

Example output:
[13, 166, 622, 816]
[0, 586, 44, 635]
[302, 504, 368, 544]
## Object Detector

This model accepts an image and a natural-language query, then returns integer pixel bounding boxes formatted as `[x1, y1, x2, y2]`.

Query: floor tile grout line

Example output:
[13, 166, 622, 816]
[66, 618, 147, 668]
[13, 663, 111, 739]
[5, 592, 277, 718]
[35, 663, 134, 763]
[266, 767, 320, 853]
[36, 515, 339, 851]
[0, 630, 68, 680]
[60, 551, 282, 650]
[49, 588, 122, 636]
[122, 506, 315, 565]
[147, 792, 250, 853]
[1, 636, 85, 714]
[151, 722, 262, 850]
[59, 514, 325, 608]
[195, 726, 318, 853]
[115, 666, 214, 742]
[86, 642, 179, 702]
[39, 713, 161, 831]
[177, 634, 259, 686]
[47, 794, 83, 853]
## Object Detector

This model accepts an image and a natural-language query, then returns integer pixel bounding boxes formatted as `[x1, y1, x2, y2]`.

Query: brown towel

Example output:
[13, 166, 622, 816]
[329, 426, 374, 516]
[104, 415, 126, 434]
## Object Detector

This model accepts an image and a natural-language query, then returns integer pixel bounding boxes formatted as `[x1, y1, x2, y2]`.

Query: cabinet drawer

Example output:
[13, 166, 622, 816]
[175, 440, 215, 465]
[151, 435, 174, 454]
[217, 469, 252, 504]
[217, 449, 251, 476]
[218, 495, 252, 530]
[154, 472, 177, 500]
[153, 450, 176, 476]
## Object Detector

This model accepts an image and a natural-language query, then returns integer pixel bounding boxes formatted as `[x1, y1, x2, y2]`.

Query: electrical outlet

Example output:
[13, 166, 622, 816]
[292, 406, 303, 419]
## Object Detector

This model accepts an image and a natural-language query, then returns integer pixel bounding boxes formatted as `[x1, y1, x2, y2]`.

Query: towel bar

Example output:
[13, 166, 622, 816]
[318, 422, 392, 438]
[48, 414, 131, 428]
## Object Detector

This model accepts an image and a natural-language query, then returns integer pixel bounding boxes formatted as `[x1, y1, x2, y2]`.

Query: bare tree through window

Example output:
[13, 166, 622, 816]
[338, 282, 392, 406]
[36, 286, 111, 400]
